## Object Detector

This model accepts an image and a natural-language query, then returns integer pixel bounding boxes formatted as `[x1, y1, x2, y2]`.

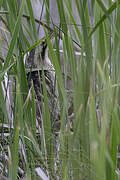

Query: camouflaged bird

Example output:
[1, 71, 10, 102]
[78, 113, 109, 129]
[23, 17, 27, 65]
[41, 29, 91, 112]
[26, 39, 60, 131]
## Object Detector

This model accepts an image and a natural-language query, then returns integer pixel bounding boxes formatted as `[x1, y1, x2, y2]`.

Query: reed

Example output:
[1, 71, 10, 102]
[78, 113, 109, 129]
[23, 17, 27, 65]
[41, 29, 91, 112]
[0, 0, 120, 179]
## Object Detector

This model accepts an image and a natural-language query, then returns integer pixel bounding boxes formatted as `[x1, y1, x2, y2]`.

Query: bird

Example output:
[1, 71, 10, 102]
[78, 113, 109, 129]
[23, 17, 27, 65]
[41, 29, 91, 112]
[26, 38, 60, 131]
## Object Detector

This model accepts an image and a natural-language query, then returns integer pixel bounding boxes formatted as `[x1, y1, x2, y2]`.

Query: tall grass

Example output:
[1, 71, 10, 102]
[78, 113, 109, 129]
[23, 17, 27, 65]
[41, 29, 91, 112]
[0, 0, 120, 179]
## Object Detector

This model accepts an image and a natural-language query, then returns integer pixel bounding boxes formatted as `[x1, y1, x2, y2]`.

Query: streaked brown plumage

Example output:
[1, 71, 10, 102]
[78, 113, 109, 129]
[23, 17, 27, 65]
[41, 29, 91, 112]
[26, 40, 60, 130]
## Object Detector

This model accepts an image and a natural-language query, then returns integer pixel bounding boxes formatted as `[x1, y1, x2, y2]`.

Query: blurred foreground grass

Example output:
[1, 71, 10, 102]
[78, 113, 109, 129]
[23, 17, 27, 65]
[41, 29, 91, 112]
[0, 0, 120, 180]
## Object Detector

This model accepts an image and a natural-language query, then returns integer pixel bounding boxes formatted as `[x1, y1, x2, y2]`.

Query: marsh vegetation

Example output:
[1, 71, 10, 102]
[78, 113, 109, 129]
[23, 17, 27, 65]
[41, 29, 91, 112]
[0, 0, 120, 179]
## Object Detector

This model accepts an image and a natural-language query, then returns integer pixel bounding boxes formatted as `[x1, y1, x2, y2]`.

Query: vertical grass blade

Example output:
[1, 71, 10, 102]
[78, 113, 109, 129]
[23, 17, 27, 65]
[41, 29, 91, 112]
[2, 0, 25, 72]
